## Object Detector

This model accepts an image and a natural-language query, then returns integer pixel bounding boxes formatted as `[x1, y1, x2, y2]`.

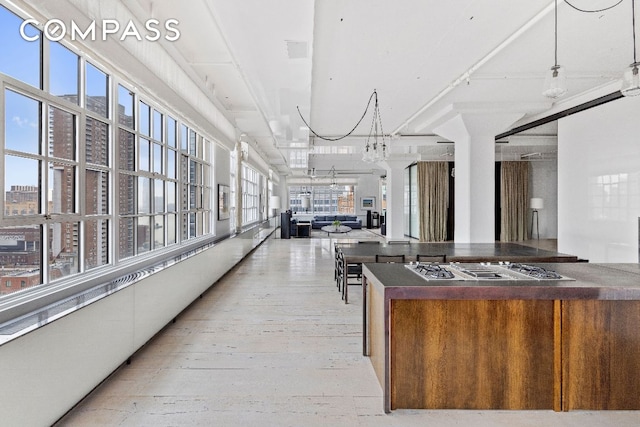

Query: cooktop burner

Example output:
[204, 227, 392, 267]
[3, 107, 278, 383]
[405, 262, 574, 282]
[503, 263, 564, 279]
[413, 263, 456, 279]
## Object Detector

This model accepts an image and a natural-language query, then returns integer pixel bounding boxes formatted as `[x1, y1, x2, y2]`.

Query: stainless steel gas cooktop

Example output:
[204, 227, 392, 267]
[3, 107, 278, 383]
[405, 262, 574, 282]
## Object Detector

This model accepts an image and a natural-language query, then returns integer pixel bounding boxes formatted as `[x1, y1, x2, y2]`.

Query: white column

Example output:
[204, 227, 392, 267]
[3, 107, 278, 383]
[434, 107, 526, 243]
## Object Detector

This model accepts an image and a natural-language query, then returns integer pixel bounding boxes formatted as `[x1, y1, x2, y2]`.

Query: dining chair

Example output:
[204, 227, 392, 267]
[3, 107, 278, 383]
[375, 254, 406, 263]
[416, 254, 447, 263]
[338, 250, 364, 300]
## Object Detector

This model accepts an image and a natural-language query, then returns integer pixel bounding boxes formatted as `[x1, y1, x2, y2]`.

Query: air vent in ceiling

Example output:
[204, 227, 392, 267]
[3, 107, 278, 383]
[286, 40, 308, 59]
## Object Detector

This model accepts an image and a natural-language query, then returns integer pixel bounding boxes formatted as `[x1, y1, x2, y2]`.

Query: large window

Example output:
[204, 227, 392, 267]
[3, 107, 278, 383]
[288, 185, 355, 215]
[242, 165, 259, 224]
[0, 5, 214, 300]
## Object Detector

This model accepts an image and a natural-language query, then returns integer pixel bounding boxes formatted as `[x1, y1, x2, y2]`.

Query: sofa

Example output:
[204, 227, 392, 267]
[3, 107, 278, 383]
[311, 215, 362, 229]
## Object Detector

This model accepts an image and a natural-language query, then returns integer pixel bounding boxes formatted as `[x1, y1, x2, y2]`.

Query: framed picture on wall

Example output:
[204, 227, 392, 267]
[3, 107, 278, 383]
[360, 197, 375, 210]
[218, 184, 230, 220]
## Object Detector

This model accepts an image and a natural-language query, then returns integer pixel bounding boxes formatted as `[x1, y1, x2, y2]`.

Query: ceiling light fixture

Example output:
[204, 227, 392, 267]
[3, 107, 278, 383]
[329, 165, 337, 189]
[362, 90, 388, 162]
[542, 0, 568, 99]
[296, 89, 389, 163]
[622, 0, 640, 96]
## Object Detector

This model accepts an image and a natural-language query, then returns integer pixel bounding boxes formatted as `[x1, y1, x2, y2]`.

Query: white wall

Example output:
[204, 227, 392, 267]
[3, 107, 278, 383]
[0, 228, 272, 426]
[214, 143, 232, 237]
[558, 96, 640, 262]
[357, 175, 382, 216]
[530, 160, 558, 239]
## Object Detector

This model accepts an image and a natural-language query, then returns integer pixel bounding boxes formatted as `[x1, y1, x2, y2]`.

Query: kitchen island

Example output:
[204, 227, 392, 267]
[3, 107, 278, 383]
[362, 262, 640, 413]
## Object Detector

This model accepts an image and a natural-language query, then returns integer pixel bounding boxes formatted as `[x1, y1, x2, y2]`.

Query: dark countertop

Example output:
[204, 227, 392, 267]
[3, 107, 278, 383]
[362, 263, 640, 300]
[339, 242, 578, 263]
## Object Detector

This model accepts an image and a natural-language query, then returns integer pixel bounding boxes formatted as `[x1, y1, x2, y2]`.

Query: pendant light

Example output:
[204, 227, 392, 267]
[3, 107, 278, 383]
[542, 0, 568, 99]
[329, 166, 337, 189]
[362, 90, 389, 162]
[621, 0, 640, 96]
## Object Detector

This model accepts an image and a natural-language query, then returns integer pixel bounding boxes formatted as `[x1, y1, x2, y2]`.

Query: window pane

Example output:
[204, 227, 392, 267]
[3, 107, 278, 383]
[117, 85, 134, 128]
[4, 156, 39, 217]
[49, 106, 75, 160]
[48, 221, 79, 280]
[118, 129, 135, 171]
[84, 219, 108, 270]
[167, 182, 176, 212]
[153, 215, 164, 248]
[118, 173, 135, 215]
[139, 138, 150, 172]
[180, 124, 188, 151]
[86, 62, 108, 117]
[189, 129, 197, 154]
[86, 169, 108, 215]
[0, 7, 41, 88]
[203, 211, 210, 235]
[49, 42, 79, 104]
[136, 216, 151, 253]
[189, 185, 197, 209]
[181, 213, 188, 241]
[167, 213, 176, 245]
[154, 179, 164, 213]
[203, 185, 210, 212]
[138, 177, 151, 214]
[85, 117, 108, 165]
[153, 143, 162, 174]
[167, 149, 176, 179]
[153, 109, 162, 141]
[5, 89, 40, 154]
[48, 162, 75, 214]
[189, 212, 196, 238]
[190, 159, 197, 183]
[167, 116, 176, 148]
[0, 225, 41, 294]
[139, 101, 150, 137]
[118, 217, 134, 260]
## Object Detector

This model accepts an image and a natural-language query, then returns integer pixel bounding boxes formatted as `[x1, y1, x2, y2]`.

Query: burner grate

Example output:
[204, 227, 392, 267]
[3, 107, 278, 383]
[415, 263, 455, 279]
[505, 263, 563, 279]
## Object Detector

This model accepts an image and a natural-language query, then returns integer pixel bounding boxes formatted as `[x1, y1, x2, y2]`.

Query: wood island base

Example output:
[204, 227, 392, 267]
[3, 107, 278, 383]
[362, 263, 640, 413]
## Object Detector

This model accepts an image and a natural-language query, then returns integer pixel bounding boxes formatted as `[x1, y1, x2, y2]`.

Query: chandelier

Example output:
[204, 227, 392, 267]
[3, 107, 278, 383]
[362, 90, 388, 162]
[329, 165, 337, 189]
[297, 89, 389, 163]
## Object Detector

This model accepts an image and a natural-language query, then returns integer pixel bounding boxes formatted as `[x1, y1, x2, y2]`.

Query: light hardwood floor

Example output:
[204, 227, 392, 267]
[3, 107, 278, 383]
[56, 234, 636, 426]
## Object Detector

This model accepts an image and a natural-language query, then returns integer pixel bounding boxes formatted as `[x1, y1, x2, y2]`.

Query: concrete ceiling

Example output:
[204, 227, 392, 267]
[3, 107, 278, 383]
[27, 0, 635, 178]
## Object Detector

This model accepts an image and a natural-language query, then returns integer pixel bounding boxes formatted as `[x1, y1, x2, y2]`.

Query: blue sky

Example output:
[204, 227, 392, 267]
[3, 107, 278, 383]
[2, 5, 109, 192]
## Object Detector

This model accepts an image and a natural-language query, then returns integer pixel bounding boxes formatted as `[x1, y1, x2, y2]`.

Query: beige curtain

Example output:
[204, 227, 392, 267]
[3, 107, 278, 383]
[500, 161, 530, 241]
[418, 161, 449, 242]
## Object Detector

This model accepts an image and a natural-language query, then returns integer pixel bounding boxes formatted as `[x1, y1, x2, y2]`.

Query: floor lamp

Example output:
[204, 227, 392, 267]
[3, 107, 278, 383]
[269, 195, 281, 235]
[530, 198, 544, 240]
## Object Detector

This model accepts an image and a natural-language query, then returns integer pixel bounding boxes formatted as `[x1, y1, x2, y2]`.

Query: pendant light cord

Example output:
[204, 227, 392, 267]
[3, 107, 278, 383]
[554, 0, 559, 67]
[297, 90, 378, 142]
[563, 0, 623, 13]
[633, 0, 637, 64]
